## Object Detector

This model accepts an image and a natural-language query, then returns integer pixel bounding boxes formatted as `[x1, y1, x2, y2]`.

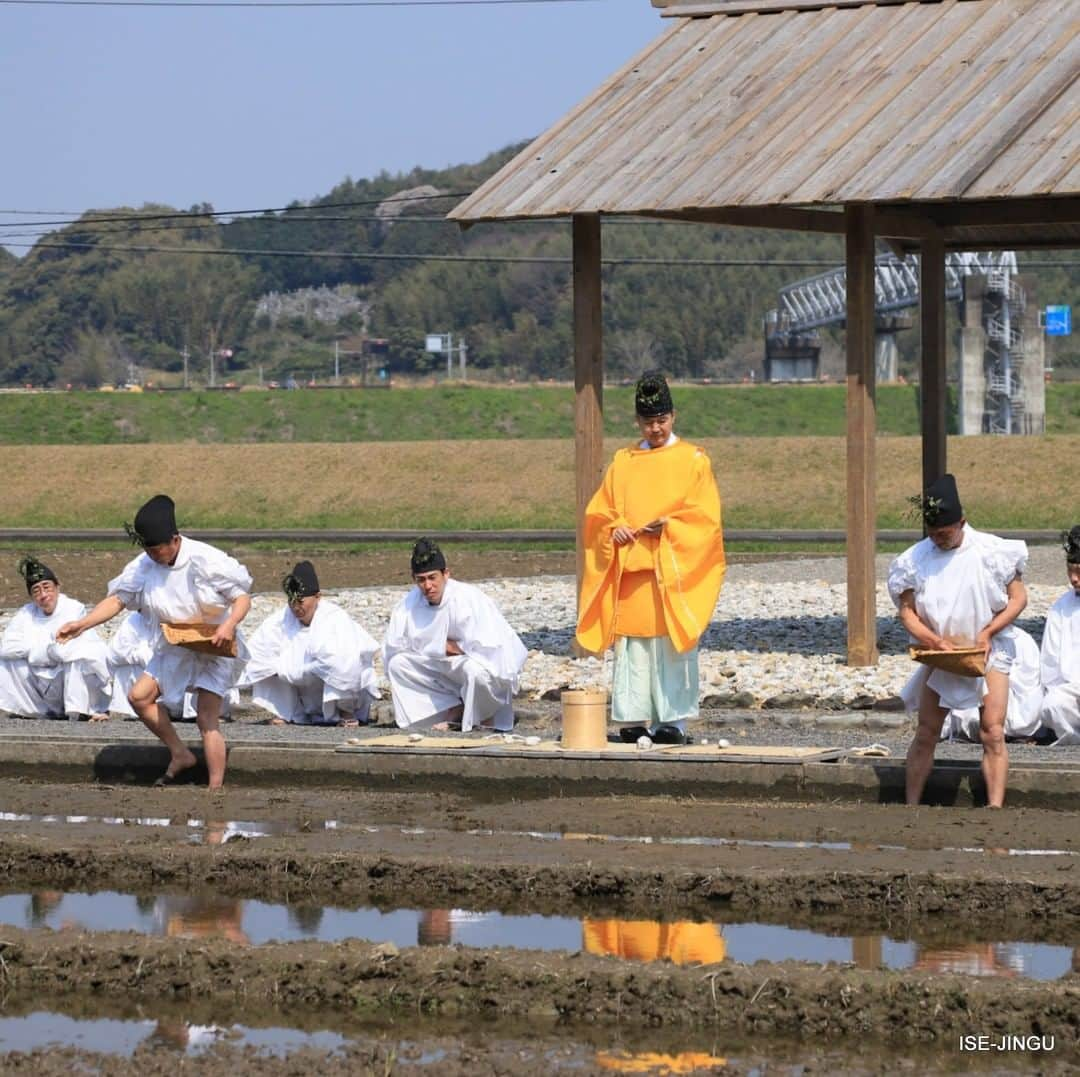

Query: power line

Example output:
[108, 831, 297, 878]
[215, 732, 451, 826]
[2, 239, 842, 267]
[0, 191, 471, 229]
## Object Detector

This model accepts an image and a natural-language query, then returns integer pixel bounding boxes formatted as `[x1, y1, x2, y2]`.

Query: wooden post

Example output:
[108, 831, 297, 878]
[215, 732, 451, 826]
[919, 230, 947, 494]
[845, 205, 878, 667]
[573, 213, 604, 606]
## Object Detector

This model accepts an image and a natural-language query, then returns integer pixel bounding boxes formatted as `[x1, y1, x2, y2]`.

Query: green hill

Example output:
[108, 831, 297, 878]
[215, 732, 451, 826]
[1, 144, 1076, 388]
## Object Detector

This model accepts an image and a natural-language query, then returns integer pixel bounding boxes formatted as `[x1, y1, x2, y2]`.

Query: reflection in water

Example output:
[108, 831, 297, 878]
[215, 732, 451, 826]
[582, 920, 726, 967]
[595, 1051, 727, 1075]
[12, 893, 1078, 981]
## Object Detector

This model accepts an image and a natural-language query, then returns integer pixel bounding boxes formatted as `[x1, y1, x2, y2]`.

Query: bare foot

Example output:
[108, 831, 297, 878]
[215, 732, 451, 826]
[88, 713, 111, 723]
[339, 718, 359, 728]
[268, 718, 288, 726]
[155, 748, 198, 787]
[432, 721, 452, 733]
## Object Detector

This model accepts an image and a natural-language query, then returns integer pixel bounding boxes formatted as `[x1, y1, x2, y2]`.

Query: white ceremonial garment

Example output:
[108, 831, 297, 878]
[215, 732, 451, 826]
[1039, 589, 1080, 744]
[383, 578, 527, 732]
[0, 593, 110, 718]
[109, 537, 252, 714]
[106, 611, 219, 720]
[239, 599, 379, 725]
[888, 526, 1040, 734]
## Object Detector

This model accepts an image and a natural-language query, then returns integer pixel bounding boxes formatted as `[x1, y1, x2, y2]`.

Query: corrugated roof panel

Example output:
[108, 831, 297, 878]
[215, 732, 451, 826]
[450, 0, 1079, 222]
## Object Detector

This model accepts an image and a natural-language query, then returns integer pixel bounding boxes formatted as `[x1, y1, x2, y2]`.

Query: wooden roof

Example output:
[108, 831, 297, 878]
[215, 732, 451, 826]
[450, 0, 1079, 246]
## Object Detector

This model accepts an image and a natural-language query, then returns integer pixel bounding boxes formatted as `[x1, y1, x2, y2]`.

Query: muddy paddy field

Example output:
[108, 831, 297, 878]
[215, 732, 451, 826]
[0, 777, 1073, 1074]
[0, 547, 1076, 1072]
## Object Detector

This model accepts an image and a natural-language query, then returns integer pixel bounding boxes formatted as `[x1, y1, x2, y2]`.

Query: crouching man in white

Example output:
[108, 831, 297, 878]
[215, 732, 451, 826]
[384, 539, 527, 732]
[1039, 526, 1080, 746]
[0, 557, 110, 721]
[240, 560, 379, 726]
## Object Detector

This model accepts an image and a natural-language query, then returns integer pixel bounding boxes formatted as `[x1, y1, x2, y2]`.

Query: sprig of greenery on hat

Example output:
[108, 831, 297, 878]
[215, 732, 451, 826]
[906, 493, 945, 526]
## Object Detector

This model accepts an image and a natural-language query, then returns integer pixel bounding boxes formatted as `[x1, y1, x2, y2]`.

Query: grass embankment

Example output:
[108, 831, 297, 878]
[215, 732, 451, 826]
[1, 436, 1075, 532]
[0, 384, 932, 443]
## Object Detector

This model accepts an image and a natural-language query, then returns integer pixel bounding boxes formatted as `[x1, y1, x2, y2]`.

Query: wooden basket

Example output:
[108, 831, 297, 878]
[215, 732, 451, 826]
[161, 623, 238, 658]
[909, 646, 985, 678]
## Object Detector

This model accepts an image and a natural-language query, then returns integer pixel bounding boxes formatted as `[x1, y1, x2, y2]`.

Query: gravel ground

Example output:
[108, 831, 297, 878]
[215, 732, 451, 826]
[2, 547, 1078, 761]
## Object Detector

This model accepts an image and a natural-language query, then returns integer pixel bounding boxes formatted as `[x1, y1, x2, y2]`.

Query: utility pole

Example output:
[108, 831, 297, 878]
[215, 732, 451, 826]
[446, 332, 453, 380]
[182, 346, 189, 389]
[334, 340, 340, 384]
[459, 339, 467, 380]
[209, 345, 216, 389]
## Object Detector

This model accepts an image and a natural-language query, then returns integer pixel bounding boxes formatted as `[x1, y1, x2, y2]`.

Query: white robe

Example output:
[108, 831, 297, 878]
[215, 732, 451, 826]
[383, 578, 527, 732]
[1039, 589, 1080, 744]
[888, 526, 1041, 737]
[0, 593, 110, 718]
[106, 610, 226, 720]
[238, 599, 379, 725]
[109, 537, 252, 714]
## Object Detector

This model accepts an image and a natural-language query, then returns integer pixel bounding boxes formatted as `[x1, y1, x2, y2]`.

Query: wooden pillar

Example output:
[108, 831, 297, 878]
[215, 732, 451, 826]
[919, 230, 948, 493]
[573, 213, 604, 601]
[845, 205, 878, 667]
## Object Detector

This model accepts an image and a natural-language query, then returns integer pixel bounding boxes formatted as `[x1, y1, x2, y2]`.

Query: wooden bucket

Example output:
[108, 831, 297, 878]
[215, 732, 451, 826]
[561, 689, 608, 750]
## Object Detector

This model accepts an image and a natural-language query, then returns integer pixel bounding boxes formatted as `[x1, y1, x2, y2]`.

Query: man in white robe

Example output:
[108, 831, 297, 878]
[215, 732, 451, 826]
[58, 494, 252, 790]
[1039, 526, 1080, 746]
[383, 539, 527, 732]
[0, 557, 110, 721]
[888, 474, 1034, 808]
[239, 560, 379, 726]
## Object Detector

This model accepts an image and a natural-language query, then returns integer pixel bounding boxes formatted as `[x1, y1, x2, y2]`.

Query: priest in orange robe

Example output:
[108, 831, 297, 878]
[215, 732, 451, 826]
[576, 372, 725, 744]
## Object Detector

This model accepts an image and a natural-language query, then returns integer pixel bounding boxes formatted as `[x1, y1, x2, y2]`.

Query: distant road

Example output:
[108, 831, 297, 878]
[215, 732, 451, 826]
[0, 528, 1065, 545]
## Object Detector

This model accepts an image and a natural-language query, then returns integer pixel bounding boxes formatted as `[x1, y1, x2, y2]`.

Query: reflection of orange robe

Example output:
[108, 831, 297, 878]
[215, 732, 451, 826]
[595, 1050, 727, 1074]
[582, 919, 727, 966]
[577, 441, 725, 654]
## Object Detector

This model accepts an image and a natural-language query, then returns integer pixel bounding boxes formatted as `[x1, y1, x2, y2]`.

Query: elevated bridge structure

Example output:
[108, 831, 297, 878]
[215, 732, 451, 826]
[765, 252, 1039, 436]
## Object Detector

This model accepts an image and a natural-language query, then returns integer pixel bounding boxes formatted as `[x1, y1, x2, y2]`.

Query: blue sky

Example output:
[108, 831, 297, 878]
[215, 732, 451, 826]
[1, 0, 660, 229]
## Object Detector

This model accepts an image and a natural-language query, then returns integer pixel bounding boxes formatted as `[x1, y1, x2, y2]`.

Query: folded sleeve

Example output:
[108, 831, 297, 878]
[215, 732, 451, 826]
[0, 608, 32, 661]
[108, 556, 148, 610]
[985, 538, 1028, 590]
[195, 549, 253, 603]
[887, 550, 919, 608]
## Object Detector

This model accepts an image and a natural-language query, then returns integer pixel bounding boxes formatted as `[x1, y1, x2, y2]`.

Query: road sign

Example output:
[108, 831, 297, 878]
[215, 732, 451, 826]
[425, 333, 449, 353]
[1046, 305, 1071, 336]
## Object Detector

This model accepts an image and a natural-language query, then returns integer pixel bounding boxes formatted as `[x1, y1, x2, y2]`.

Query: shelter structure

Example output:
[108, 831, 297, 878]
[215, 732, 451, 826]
[450, 0, 1080, 665]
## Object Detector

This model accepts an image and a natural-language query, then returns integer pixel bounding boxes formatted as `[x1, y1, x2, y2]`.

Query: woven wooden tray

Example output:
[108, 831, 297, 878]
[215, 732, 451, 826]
[909, 646, 985, 678]
[161, 623, 238, 658]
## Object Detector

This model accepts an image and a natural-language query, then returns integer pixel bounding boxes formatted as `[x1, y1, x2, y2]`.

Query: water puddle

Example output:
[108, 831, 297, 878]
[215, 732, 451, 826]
[468, 826, 1080, 859]
[0, 811, 339, 844]
[0, 1011, 350, 1058]
[6, 890, 1077, 980]
[0, 810, 1075, 859]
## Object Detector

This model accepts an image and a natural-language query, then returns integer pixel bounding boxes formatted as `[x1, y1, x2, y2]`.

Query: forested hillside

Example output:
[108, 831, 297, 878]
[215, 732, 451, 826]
[1, 145, 1076, 387]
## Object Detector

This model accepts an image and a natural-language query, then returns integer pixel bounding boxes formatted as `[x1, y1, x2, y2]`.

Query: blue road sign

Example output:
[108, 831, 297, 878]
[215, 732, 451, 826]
[1046, 305, 1071, 336]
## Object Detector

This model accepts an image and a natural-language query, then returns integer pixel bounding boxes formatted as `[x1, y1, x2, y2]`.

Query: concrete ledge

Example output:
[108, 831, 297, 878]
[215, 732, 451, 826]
[0, 735, 1079, 809]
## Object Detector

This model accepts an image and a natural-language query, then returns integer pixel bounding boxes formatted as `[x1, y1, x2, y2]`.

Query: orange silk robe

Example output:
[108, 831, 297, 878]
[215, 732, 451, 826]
[576, 439, 725, 655]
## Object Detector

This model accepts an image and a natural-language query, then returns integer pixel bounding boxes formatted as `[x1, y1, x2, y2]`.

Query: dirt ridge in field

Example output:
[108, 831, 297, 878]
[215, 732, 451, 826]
[0, 925, 1076, 1051]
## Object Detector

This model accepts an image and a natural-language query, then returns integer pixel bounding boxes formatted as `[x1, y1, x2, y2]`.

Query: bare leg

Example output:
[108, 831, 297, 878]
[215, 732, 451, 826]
[128, 675, 197, 780]
[905, 681, 947, 806]
[979, 670, 1010, 808]
[195, 689, 227, 791]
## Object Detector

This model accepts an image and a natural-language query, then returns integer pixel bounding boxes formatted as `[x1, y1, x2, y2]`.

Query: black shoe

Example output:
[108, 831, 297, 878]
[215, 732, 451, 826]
[652, 724, 687, 745]
[618, 725, 651, 744]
